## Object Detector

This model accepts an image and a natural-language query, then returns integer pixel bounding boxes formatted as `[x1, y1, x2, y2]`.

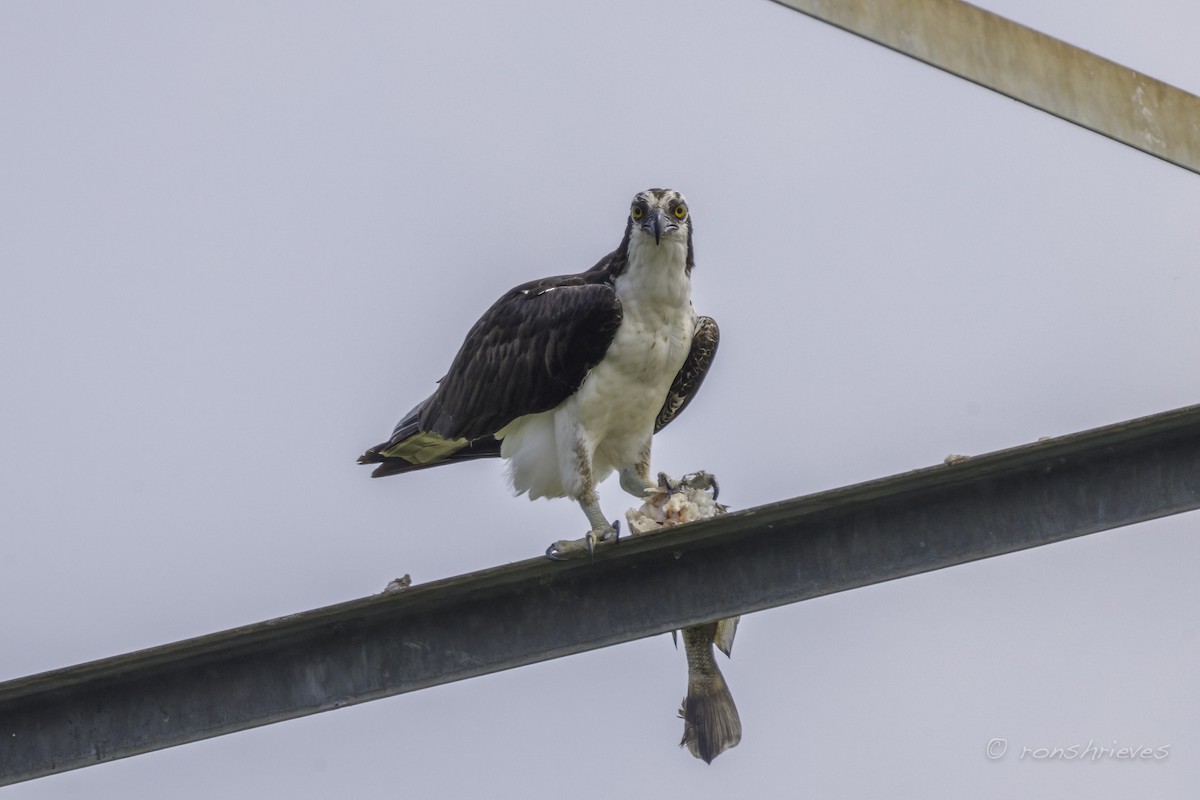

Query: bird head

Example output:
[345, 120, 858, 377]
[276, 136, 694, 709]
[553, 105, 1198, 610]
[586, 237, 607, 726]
[628, 188, 691, 247]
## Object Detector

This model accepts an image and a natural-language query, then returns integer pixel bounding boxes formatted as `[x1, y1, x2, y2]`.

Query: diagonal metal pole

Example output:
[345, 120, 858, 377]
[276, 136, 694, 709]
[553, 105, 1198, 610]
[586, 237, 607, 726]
[767, 0, 1200, 174]
[2, 404, 1199, 785]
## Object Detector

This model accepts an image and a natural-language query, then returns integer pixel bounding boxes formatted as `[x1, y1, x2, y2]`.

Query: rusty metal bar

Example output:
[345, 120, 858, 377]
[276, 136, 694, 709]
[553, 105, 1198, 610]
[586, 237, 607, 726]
[768, 0, 1200, 174]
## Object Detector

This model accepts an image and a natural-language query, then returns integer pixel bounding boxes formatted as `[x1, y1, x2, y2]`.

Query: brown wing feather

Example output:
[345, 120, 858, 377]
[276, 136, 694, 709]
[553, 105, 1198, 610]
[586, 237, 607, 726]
[419, 275, 623, 441]
[655, 315, 719, 433]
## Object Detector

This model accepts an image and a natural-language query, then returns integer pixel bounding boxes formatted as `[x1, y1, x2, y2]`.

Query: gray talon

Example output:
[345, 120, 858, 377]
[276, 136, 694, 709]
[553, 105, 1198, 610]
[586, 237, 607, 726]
[657, 472, 672, 492]
[546, 523, 617, 562]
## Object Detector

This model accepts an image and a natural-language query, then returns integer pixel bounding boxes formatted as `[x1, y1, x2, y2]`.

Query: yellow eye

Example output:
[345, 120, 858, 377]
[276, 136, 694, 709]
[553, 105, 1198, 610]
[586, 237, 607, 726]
[673, 204, 687, 219]
[631, 205, 644, 220]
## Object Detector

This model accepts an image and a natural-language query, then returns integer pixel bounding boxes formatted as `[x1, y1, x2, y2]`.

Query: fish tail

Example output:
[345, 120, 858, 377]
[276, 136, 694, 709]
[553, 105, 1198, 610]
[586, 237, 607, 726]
[679, 623, 742, 763]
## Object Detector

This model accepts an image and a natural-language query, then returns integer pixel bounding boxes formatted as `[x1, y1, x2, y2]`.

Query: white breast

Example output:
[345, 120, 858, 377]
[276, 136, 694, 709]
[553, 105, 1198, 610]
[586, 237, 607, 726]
[583, 245, 695, 446]
[500, 235, 695, 501]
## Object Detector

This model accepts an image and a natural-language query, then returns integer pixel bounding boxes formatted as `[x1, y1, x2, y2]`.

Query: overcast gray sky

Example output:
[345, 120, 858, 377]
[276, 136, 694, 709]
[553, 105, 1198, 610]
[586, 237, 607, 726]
[2, 1, 1198, 797]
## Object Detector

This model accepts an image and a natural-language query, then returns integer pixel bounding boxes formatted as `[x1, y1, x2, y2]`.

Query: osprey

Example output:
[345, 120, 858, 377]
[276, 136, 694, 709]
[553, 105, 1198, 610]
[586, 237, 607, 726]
[358, 188, 719, 555]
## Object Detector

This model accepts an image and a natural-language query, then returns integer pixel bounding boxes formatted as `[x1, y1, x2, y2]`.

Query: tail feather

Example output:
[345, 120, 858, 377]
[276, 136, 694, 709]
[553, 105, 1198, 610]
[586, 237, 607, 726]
[360, 438, 501, 474]
[357, 435, 501, 476]
[358, 395, 501, 475]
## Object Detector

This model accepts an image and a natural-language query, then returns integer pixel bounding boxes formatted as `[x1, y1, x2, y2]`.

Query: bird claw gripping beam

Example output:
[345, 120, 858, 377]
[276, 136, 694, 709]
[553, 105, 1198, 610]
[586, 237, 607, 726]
[544, 519, 621, 561]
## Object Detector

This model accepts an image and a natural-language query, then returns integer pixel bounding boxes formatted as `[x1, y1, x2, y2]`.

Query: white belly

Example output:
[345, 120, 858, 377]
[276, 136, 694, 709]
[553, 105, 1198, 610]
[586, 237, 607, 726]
[499, 234, 696, 501]
[573, 309, 695, 472]
[500, 304, 695, 501]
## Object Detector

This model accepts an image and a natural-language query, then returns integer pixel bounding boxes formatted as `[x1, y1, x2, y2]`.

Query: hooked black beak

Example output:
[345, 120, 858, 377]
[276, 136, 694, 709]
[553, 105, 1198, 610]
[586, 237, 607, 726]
[642, 208, 676, 245]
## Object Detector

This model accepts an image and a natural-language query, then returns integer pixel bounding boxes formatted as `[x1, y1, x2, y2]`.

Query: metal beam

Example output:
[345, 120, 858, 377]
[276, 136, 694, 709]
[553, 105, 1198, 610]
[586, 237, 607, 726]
[3, 404, 1200, 785]
[768, 0, 1200, 175]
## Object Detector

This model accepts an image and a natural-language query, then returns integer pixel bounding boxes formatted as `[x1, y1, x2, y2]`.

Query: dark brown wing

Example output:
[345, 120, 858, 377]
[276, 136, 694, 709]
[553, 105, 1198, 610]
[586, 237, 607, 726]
[418, 275, 623, 441]
[655, 315, 719, 433]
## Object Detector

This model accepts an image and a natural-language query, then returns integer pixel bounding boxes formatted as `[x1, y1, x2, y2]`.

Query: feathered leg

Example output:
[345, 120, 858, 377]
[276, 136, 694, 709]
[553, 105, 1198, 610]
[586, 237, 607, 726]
[545, 432, 619, 560]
